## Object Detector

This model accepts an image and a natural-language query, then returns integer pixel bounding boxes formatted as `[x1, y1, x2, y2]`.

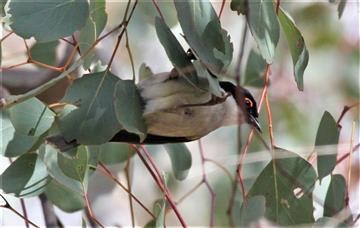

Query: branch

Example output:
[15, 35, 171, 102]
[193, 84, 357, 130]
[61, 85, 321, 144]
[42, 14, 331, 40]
[0, 194, 40, 228]
[39, 193, 63, 228]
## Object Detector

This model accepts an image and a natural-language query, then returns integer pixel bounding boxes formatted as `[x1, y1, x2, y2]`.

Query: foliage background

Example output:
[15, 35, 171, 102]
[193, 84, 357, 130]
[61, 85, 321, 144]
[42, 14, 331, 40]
[0, 0, 359, 226]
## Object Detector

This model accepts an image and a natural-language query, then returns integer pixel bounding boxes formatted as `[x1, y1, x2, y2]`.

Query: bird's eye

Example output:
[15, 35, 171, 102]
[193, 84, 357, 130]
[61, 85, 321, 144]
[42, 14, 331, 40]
[245, 97, 253, 108]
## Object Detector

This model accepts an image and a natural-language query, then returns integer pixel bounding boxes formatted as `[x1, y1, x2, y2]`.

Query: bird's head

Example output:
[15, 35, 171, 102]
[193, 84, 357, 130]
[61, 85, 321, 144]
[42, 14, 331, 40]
[219, 81, 261, 132]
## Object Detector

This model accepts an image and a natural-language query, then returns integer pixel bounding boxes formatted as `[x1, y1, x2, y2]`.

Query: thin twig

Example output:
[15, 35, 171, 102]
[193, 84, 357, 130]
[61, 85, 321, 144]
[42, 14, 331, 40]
[0, 194, 40, 228]
[106, 0, 138, 71]
[176, 181, 203, 205]
[0, 31, 14, 43]
[336, 102, 359, 128]
[124, 147, 135, 227]
[218, 0, 226, 19]
[198, 140, 216, 227]
[19, 199, 29, 228]
[125, 30, 136, 81]
[98, 161, 155, 219]
[133, 145, 187, 227]
[151, 0, 165, 21]
[275, 0, 281, 15]
[82, 189, 104, 228]
[39, 193, 63, 228]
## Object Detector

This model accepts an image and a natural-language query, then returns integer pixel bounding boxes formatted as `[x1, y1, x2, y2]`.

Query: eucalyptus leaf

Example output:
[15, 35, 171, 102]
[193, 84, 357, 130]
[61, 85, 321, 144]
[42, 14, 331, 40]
[338, 0, 347, 18]
[59, 71, 122, 144]
[155, 16, 197, 83]
[164, 143, 192, 181]
[248, 148, 317, 225]
[30, 41, 59, 66]
[39, 145, 84, 193]
[114, 80, 147, 142]
[243, 48, 267, 87]
[1, 107, 50, 158]
[239, 196, 266, 226]
[139, 63, 153, 81]
[174, 0, 233, 74]
[45, 177, 85, 212]
[87, 142, 134, 165]
[79, 0, 107, 69]
[278, 8, 309, 91]
[324, 174, 346, 217]
[230, 0, 248, 15]
[0, 0, 7, 16]
[315, 111, 339, 181]
[0, 153, 48, 197]
[247, 0, 279, 63]
[9, 97, 55, 137]
[8, 0, 89, 42]
[58, 146, 89, 182]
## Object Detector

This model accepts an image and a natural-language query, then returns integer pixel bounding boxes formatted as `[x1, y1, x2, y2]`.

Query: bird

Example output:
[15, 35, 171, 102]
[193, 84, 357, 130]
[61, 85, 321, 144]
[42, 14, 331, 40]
[109, 71, 260, 144]
[47, 69, 260, 151]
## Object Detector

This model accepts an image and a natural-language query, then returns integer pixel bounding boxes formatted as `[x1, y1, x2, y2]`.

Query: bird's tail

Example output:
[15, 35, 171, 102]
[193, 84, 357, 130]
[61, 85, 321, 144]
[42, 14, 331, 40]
[46, 135, 79, 152]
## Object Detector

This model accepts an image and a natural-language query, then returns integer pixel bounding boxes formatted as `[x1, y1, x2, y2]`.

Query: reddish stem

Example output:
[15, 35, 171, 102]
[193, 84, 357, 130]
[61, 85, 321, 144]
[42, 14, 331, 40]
[151, 0, 165, 21]
[218, 0, 226, 19]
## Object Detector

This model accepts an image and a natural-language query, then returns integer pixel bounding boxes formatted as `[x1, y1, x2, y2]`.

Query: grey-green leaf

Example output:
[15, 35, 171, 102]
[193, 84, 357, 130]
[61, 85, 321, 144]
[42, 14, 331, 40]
[338, 0, 347, 19]
[79, 0, 107, 69]
[239, 196, 266, 226]
[230, 0, 248, 15]
[243, 48, 267, 87]
[9, 97, 55, 137]
[59, 71, 121, 144]
[139, 63, 153, 81]
[324, 174, 347, 217]
[174, 0, 233, 74]
[58, 146, 89, 182]
[30, 41, 59, 66]
[164, 143, 192, 181]
[8, 0, 89, 42]
[114, 80, 147, 142]
[155, 16, 196, 82]
[248, 148, 317, 225]
[45, 177, 85, 212]
[87, 142, 134, 165]
[315, 111, 339, 181]
[247, 0, 280, 64]
[278, 8, 309, 91]
[0, 153, 48, 197]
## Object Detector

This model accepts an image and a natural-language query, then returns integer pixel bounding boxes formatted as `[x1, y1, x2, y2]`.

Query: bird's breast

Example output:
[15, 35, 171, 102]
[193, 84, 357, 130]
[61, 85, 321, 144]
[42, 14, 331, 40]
[144, 104, 227, 138]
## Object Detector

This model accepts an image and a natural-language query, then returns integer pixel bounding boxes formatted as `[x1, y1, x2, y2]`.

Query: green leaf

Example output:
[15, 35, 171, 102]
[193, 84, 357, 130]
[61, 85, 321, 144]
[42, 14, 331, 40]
[30, 41, 59, 66]
[324, 174, 347, 217]
[278, 8, 309, 91]
[8, 0, 89, 42]
[230, 0, 248, 15]
[1, 109, 50, 157]
[0, 153, 48, 197]
[145, 198, 168, 228]
[338, 0, 347, 18]
[139, 63, 153, 81]
[0, 0, 7, 17]
[247, 0, 280, 63]
[174, 0, 233, 74]
[45, 177, 85, 212]
[164, 143, 192, 181]
[58, 146, 89, 182]
[243, 48, 267, 87]
[39, 145, 84, 193]
[155, 16, 197, 82]
[239, 196, 266, 226]
[79, 0, 107, 69]
[193, 60, 222, 97]
[87, 142, 134, 165]
[9, 97, 55, 137]
[59, 71, 121, 144]
[248, 148, 317, 225]
[315, 111, 339, 181]
[114, 80, 147, 142]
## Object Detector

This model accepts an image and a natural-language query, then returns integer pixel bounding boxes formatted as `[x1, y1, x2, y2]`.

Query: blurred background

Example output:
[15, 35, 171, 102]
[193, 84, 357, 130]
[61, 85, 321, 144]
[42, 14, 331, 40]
[1, 1, 359, 226]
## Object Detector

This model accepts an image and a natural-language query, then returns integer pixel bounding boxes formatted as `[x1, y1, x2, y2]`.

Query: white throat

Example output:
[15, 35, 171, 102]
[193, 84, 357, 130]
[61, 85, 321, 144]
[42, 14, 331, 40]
[222, 96, 246, 126]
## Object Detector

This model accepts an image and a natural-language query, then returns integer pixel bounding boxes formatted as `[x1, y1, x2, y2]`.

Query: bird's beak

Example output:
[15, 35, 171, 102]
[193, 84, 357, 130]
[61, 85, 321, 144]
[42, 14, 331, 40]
[248, 115, 262, 133]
